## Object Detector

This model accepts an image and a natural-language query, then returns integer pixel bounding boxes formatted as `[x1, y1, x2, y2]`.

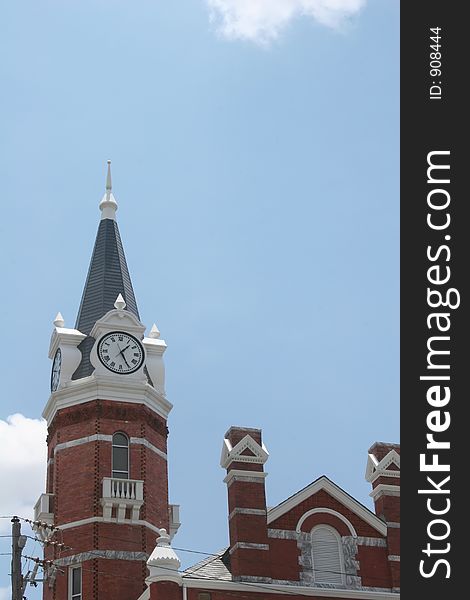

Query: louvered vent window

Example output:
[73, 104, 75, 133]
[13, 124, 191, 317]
[311, 525, 344, 585]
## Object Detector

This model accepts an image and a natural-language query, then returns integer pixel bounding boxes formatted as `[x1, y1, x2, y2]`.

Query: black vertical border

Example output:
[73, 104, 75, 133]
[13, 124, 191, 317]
[401, 2, 466, 598]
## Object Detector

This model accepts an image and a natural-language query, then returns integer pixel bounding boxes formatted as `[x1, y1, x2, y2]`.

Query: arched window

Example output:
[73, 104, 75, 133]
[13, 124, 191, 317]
[112, 432, 129, 479]
[311, 525, 344, 585]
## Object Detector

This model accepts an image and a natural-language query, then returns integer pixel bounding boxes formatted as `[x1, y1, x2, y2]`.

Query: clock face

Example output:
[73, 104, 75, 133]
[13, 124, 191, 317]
[97, 331, 144, 374]
[51, 348, 62, 392]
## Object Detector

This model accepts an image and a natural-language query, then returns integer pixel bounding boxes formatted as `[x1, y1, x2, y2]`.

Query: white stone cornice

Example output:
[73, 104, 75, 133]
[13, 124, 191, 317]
[223, 469, 268, 486]
[180, 579, 400, 598]
[49, 327, 87, 389]
[42, 373, 173, 424]
[229, 508, 266, 520]
[49, 327, 87, 359]
[229, 542, 269, 554]
[370, 484, 400, 501]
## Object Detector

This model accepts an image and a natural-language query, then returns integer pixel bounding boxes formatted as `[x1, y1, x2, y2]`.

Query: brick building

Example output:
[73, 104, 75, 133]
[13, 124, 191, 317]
[33, 164, 400, 600]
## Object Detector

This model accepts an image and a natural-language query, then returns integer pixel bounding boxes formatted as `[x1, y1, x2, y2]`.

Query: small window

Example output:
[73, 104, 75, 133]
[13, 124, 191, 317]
[69, 566, 82, 600]
[311, 525, 344, 585]
[112, 432, 129, 479]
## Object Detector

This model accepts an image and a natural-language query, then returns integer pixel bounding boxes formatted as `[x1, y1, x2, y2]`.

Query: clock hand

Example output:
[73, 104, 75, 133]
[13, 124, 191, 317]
[115, 343, 132, 368]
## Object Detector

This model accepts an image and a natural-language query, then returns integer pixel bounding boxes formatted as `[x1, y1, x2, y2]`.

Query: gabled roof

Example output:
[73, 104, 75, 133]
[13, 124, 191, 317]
[267, 475, 387, 536]
[184, 549, 232, 582]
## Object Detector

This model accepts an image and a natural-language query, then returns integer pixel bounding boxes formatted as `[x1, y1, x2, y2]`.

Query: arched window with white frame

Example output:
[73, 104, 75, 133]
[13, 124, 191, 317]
[112, 432, 129, 479]
[311, 524, 344, 585]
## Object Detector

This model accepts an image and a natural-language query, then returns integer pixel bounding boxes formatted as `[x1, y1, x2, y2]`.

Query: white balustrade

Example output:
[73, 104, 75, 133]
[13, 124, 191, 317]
[101, 477, 144, 522]
[32, 493, 54, 540]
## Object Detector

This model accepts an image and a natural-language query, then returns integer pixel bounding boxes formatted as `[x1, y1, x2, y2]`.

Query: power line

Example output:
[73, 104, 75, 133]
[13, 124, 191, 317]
[12, 513, 394, 589]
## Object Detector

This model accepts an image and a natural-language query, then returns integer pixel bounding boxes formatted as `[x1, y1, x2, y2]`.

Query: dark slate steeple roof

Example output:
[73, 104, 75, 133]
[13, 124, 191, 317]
[72, 162, 140, 379]
[75, 218, 140, 335]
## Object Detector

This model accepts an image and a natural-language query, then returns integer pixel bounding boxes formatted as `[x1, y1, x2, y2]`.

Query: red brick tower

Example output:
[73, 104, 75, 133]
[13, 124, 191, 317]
[220, 426, 270, 582]
[365, 442, 400, 591]
[33, 163, 180, 600]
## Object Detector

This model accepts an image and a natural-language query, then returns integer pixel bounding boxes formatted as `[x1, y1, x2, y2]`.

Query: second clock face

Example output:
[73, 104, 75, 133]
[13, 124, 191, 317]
[97, 332, 144, 374]
[51, 348, 62, 392]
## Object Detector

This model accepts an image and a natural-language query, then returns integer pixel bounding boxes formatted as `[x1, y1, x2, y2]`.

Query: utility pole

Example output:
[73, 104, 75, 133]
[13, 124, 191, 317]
[11, 516, 23, 600]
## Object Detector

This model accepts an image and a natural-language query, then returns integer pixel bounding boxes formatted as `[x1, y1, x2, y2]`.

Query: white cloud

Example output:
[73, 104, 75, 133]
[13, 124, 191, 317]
[0, 414, 47, 534]
[207, 0, 367, 44]
[0, 587, 10, 600]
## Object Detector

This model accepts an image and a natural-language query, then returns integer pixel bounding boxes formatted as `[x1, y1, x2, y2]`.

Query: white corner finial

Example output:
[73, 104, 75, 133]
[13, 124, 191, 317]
[99, 160, 118, 220]
[156, 528, 170, 546]
[53, 312, 65, 327]
[149, 323, 160, 339]
[114, 293, 126, 310]
[146, 527, 181, 582]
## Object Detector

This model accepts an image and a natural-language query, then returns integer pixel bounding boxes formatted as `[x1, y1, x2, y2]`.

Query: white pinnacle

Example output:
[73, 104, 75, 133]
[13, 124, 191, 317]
[53, 312, 65, 327]
[147, 528, 181, 579]
[114, 293, 126, 310]
[99, 160, 118, 220]
[149, 323, 160, 339]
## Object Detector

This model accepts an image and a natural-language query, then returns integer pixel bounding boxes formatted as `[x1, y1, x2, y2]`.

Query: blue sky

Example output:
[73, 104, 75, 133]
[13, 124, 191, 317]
[0, 1, 399, 597]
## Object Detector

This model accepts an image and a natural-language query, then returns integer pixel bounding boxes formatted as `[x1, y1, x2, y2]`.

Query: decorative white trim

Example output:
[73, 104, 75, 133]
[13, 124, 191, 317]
[387, 522, 400, 528]
[49, 327, 86, 359]
[43, 373, 173, 424]
[229, 508, 266, 520]
[220, 435, 269, 469]
[142, 336, 167, 396]
[90, 308, 146, 340]
[54, 434, 112, 453]
[224, 470, 268, 486]
[365, 450, 400, 484]
[229, 542, 269, 554]
[296, 508, 357, 538]
[356, 537, 387, 548]
[57, 516, 163, 535]
[57, 550, 148, 566]
[129, 437, 167, 460]
[52, 434, 167, 460]
[49, 327, 87, 390]
[388, 555, 400, 562]
[234, 576, 272, 584]
[180, 578, 399, 598]
[369, 484, 400, 501]
[267, 476, 387, 537]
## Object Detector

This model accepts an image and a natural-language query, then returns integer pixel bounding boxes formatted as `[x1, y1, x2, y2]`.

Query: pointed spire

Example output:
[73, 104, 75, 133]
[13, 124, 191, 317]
[106, 159, 112, 192]
[149, 323, 160, 339]
[53, 312, 65, 327]
[74, 162, 140, 379]
[99, 160, 118, 220]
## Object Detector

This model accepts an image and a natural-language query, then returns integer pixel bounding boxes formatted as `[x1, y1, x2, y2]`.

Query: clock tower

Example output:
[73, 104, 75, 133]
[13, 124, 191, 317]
[33, 162, 180, 600]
